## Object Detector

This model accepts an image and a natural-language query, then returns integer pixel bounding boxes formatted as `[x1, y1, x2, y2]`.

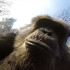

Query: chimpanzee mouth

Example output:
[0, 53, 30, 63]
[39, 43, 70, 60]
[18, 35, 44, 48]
[25, 38, 56, 56]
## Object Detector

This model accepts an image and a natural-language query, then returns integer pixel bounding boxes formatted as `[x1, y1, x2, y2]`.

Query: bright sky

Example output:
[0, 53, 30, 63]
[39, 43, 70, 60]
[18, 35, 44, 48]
[10, 0, 54, 29]
[7, 0, 70, 29]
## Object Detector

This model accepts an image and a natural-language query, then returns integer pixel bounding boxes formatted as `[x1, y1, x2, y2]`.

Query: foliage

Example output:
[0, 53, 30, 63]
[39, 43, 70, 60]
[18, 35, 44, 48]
[0, 18, 16, 32]
[0, 0, 11, 16]
[55, 8, 70, 23]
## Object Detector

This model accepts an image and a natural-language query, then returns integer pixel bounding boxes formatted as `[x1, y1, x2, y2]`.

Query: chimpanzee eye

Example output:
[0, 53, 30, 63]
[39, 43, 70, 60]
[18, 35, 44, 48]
[40, 28, 48, 34]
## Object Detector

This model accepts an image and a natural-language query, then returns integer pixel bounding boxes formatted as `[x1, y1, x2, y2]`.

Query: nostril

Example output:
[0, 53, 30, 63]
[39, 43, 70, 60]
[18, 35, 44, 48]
[47, 32, 53, 36]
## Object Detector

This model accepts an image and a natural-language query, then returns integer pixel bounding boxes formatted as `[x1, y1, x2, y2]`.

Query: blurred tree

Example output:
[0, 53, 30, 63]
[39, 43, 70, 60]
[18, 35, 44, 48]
[0, 18, 16, 32]
[0, 0, 16, 33]
[0, 0, 11, 16]
[55, 8, 70, 23]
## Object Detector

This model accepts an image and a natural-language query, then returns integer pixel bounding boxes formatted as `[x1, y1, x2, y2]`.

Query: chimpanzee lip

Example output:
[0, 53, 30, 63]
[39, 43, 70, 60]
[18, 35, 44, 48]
[25, 38, 56, 56]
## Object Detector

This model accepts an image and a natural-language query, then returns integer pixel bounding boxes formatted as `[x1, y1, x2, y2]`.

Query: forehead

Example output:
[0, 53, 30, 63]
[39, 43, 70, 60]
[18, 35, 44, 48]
[30, 17, 69, 37]
[32, 18, 68, 30]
